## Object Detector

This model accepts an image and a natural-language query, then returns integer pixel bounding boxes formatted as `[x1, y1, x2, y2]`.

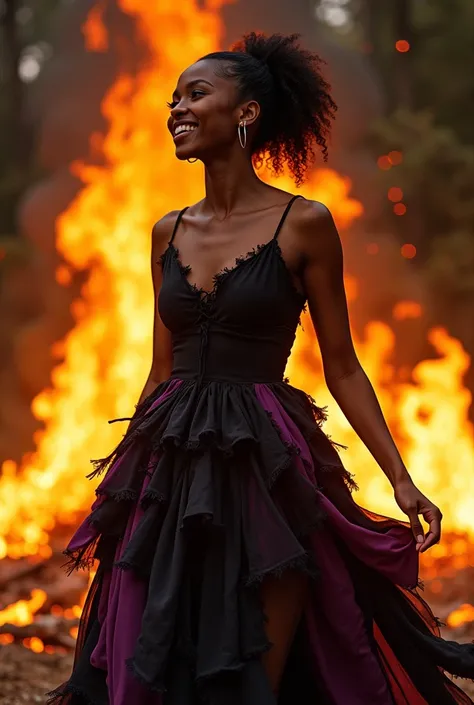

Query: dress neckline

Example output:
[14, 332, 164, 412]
[164, 237, 306, 307]
[163, 195, 305, 304]
[166, 237, 277, 301]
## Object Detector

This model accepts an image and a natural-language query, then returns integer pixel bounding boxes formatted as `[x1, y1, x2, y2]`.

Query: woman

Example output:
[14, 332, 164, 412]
[49, 32, 474, 705]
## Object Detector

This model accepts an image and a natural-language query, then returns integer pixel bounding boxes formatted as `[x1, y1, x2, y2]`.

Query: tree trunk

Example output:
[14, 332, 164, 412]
[1, 0, 29, 169]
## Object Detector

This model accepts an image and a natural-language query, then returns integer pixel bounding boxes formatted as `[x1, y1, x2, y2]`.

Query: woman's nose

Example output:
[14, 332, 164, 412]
[171, 100, 188, 118]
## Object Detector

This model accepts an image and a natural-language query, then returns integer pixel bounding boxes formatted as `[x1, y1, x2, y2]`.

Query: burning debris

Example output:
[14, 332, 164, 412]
[0, 551, 88, 652]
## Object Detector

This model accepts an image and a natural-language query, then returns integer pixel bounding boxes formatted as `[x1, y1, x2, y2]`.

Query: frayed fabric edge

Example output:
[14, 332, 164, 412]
[244, 550, 319, 587]
[46, 683, 101, 705]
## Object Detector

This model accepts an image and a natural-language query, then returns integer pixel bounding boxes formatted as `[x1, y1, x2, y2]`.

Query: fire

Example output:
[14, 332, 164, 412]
[448, 604, 474, 629]
[0, 589, 46, 627]
[0, 0, 225, 563]
[392, 300, 423, 320]
[288, 322, 474, 530]
[82, 0, 109, 52]
[0, 0, 473, 636]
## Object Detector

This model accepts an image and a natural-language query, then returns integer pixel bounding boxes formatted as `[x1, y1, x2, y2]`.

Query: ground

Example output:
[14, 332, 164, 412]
[0, 646, 72, 704]
[0, 643, 473, 704]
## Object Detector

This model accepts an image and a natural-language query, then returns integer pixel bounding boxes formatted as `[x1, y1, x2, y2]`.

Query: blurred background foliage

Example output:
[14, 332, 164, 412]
[0, 0, 60, 237]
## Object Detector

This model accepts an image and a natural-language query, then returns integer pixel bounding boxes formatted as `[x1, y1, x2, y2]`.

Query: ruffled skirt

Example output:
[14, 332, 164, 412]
[48, 378, 474, 705]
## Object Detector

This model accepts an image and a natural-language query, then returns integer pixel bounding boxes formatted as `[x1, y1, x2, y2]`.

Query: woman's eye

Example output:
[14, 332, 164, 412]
[167, 89, 205, 109]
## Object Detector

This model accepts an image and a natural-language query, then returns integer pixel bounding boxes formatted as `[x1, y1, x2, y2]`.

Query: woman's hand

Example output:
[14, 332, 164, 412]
[394, 478, 443, 553]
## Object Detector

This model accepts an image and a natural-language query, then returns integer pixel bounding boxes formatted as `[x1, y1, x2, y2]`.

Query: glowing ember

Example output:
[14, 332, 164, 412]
[388, 151, 403, 165]
[392, 300, 423, 320]
[388, 187, 403, 203]
[395, 203, 408, 217]
[395, 40, 411, 53]
[23, 636, 45, 653]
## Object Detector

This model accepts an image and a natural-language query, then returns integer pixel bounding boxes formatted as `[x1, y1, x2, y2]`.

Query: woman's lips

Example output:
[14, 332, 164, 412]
[173, 126, 198, 143]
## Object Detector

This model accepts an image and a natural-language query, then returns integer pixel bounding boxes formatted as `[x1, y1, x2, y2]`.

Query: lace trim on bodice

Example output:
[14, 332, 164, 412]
[160, 239, 307, 312]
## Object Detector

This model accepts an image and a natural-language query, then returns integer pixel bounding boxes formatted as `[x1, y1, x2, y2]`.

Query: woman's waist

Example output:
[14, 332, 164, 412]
[170, 330, 293, 384]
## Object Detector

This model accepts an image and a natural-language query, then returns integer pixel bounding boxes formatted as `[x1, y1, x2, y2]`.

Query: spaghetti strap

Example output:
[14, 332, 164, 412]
[272, 195, 302, 240]
[169, 207, 189, 245]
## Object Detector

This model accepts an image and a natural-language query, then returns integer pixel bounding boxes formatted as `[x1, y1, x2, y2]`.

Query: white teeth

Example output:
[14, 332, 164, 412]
[174, 124, 197, 136]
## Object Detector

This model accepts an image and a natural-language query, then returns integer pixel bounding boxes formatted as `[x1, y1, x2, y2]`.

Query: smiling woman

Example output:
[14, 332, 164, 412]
[167, 33, 336, 186]
[48, 31, 474, 705]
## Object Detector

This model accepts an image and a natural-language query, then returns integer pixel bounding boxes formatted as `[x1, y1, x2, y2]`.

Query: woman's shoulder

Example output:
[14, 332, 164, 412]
[150, 210, 186, 264]
[289, 197, 340, 261]
[152, 209, 184, 246]
[291, 196, 334, 228]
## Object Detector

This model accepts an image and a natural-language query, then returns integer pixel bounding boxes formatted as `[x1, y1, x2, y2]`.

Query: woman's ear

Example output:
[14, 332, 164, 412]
[239, 100, 260, 127]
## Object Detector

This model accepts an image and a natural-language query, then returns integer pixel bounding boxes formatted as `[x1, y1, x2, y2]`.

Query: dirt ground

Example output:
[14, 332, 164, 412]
[0, 643, 474, 705]
[0, 646, 72, 705]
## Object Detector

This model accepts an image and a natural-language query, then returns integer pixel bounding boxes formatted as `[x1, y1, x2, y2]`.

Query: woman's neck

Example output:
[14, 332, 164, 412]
[203, 154, 265, 219]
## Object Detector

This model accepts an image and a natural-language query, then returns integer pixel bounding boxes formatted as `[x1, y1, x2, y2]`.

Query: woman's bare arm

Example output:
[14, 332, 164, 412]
[136, 212, 178, 405]
[294, 199, 442, 551]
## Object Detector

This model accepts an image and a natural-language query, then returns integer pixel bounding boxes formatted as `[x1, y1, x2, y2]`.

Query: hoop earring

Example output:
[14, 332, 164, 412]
[238, 120, 247, 149]
[187, 158, 198, 163]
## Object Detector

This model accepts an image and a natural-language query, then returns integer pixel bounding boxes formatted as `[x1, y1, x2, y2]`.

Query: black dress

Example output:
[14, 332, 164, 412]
[49, 196, 474, 705]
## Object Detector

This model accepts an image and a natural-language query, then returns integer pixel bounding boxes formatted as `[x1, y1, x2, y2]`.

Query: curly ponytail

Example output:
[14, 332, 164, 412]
[199, 32, 337, 186]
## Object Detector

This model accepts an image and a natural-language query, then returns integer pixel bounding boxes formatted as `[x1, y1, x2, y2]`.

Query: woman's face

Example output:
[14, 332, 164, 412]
[167, 59, 243, 161]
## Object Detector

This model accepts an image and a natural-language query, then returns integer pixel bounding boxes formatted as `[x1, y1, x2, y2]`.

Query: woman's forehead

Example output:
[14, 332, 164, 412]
[175, 59, 229, 92]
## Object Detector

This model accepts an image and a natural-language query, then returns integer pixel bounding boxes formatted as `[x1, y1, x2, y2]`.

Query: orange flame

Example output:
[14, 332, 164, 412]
[289, 322, 474, 527]
[392, 300, 423, 320]
[82, 0, 109, 52]
[447, 603, 474, 629]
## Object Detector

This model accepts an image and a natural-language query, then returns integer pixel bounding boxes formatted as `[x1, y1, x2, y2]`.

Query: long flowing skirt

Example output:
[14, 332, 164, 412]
[48, 378, 474, 704]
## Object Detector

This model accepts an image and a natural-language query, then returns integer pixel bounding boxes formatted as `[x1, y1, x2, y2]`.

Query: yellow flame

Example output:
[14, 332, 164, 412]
[447, 603, 474, 629]
[288, 321, 474, 528]
[0, 0, 225, 561]
[0, 589, 46, 627]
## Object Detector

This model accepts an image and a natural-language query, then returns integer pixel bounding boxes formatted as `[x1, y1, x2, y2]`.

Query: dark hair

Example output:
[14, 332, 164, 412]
[199, 32, 337, 186]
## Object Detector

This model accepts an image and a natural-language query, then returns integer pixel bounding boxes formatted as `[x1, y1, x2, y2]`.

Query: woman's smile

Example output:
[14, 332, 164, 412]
[173, 122, 199, 142]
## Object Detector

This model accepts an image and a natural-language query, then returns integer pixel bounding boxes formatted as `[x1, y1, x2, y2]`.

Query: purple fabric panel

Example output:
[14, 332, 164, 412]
[254, 381, 418, 700]
[253, 383, 315, 483]
[146, 378, 182, 414]
[66, 380, 181, 555]
[253, 383, 417, 590]
[66, 494, 106, 553]
[319, 494, 418, 588]
[90, 474, 162, 705]
[306, 526, 395, 705]
[90, 473, 152, 671]
[89, 567, 110, 671]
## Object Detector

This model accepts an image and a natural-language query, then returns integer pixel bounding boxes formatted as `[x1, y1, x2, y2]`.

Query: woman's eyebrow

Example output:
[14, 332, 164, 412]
[172, 78, 214, 99]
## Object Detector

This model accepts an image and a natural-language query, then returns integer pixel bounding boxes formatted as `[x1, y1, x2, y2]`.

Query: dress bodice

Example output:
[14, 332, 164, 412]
[158, 196, 307, 384]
